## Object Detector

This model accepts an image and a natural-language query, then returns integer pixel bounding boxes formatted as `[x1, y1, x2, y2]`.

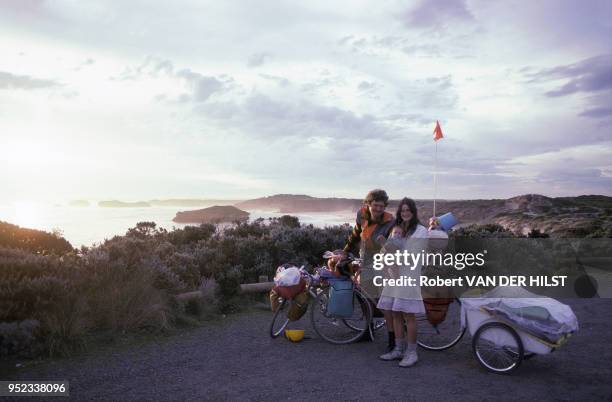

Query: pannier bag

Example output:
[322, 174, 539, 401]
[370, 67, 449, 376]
[273, 264, 306, 300]
[327, 280, 354, 317]
[287, 289, 310, 321]
[423, 298, 454, 325]
[269, 285, 310, 320]
[274, 278, 306, 299]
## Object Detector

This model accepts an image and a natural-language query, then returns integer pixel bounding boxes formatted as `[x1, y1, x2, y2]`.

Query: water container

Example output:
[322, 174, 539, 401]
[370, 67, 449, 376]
[437, 212, 459, 232]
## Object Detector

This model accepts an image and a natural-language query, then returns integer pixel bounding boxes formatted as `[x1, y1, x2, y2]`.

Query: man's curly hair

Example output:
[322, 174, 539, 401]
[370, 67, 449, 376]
[364, 189, 389, 206]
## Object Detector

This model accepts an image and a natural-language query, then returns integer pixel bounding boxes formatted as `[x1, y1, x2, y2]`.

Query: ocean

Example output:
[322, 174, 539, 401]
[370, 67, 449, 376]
[0, 203, 355, 248]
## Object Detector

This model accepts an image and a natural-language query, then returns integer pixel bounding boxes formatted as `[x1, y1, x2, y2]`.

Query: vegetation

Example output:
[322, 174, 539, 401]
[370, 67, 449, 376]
[1, 212, 608, 359]
[0, 220, 73, 255]
[0, 218, 350, 358]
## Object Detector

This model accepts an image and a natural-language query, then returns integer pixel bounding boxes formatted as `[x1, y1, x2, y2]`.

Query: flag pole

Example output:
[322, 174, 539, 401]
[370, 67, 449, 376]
[433, 140, 437, 217]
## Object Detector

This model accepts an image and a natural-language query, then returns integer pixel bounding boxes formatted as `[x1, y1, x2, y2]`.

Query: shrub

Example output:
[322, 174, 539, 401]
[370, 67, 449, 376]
[0, 220, 73, 255]
[0, 217, 352, 356]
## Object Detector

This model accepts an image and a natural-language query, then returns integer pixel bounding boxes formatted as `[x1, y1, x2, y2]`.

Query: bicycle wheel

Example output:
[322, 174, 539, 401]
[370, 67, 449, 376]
[417, 298, 465, 351]
[342, 296, 385, 333]
[270, 299, 290, 338]
[472, 322, 523, 374]
[311, 287, 371, 344]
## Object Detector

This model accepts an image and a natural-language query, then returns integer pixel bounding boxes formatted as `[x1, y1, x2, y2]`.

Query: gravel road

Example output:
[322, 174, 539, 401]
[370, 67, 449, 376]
[3, 298, 612, 401]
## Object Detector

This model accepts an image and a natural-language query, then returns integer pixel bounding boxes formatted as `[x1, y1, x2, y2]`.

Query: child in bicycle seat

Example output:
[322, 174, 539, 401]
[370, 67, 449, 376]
[324, 249, 354, 278]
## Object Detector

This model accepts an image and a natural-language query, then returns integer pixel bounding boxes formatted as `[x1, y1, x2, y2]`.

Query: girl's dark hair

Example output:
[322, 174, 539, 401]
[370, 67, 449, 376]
[395, 197, 421, 236]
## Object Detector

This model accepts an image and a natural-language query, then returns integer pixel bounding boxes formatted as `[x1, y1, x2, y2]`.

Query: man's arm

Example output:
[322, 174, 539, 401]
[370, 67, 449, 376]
[343, 212, 362, 253]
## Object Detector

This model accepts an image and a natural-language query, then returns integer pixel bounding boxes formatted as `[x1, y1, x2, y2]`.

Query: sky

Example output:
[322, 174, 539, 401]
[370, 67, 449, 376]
[0, 0, 611, 203]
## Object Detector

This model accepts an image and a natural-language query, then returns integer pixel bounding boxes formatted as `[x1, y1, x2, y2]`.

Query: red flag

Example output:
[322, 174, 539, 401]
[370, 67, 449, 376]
[433, 120, 444, 141]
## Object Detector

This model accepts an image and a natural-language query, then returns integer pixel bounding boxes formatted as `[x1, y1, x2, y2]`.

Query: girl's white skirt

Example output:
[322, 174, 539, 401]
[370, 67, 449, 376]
[377, 296, 425, 314]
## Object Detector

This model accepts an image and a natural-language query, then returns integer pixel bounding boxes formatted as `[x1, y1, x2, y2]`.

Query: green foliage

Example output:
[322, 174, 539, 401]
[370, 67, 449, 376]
[214, 265, 243, 314]
[0, 220, 73, 255]
[450, 223, 516, 238]
[0, 217, 351, 357]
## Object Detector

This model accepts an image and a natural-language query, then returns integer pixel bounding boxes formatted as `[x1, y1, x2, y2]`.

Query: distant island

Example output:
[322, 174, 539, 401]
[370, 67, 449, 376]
[235, 194, 363, 213]
[94, 199, 241, 208]
[148, 199, 240, 207]
[91, 193, 612, 237]
[173, 205, 250, 224]
[99, 200, 151, 208]
[235, 193, 612, 237]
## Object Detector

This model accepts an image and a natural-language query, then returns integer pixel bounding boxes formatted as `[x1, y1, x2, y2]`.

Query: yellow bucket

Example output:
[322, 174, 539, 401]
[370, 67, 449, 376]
[285, 329, 305, 342]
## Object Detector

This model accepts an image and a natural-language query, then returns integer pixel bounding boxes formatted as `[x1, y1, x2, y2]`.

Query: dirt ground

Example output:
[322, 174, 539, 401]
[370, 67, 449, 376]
[3, 298, 612, 401]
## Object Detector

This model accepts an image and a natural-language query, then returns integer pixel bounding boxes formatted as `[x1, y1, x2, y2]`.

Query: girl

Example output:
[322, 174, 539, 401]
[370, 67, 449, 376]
[377, 197, 429, 367]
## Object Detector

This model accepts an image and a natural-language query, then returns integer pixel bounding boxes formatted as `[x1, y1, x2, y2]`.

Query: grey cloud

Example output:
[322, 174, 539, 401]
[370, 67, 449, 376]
[528, 54, 612, 97]
[0, 71, 60, 90]
[301, 78, 336, 94]
[115, 57, 229, 103]
[199, 92, 388, 141]
[247, 53, 269, 68]
[402, 44, 441, 57]
[358, 81, 376, 91]
[396, 75, 458, 109]
[382, 113, 431, 126]
[425, 75, 453, 90]
[534, 168, 612, 194]
[579, 107, 612, 118]
[113, 57, 174, 80]
[401, 0, 474, 30]
[527, 54, 612, 120]
[177, 69, 225, 102]
[259, 74, 290, 87]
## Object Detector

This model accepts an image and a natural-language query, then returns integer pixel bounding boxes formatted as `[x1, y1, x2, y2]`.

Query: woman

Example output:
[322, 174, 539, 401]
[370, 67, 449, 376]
[377, 197, 429, 367]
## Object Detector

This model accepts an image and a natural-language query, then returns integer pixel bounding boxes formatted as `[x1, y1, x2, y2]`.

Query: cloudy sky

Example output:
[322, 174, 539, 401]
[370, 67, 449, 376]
[1, 0, 611, 202]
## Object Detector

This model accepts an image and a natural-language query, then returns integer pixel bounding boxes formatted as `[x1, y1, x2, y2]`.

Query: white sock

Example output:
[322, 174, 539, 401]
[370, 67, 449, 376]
[405, 342, 417, 353]
[395, 338, 406, 351]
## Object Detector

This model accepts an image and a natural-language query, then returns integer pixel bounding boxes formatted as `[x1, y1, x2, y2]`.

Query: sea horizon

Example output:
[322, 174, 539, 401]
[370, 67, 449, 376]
[0, 203, 355, 248]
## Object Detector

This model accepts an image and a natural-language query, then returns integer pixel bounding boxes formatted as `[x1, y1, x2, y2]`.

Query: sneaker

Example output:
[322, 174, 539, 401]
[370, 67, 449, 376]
[379, 347, 404, 361]
[399, 351, 418, 367]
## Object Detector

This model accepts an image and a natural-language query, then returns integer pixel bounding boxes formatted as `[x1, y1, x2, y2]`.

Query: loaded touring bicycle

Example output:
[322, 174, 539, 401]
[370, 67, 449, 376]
[270, 256, 578, 374]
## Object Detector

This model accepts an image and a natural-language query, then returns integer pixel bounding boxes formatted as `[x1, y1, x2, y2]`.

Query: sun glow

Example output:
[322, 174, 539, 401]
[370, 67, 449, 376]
[11, 201, 45, 230]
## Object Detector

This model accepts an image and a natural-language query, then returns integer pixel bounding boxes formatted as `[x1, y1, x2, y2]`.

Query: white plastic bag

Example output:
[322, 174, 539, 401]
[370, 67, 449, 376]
[274, 266, 301, 287]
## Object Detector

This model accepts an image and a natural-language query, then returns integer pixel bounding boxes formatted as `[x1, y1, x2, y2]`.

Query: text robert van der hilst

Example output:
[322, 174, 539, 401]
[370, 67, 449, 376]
[371, 250, 568, 288]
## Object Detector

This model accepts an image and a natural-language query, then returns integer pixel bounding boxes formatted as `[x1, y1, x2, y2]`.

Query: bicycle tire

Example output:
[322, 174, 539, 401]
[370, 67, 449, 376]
[310, 286, 372, 344]
[269, 299, 290, 338]
[417, 298, 466, 351]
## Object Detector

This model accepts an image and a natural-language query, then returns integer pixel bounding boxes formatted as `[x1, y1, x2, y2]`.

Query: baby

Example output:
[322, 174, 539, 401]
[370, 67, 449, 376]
[381, 225, 405, 279]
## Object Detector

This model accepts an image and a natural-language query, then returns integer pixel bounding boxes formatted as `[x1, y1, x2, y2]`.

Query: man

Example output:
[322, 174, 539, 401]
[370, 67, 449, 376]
[344, 189, 395, 343]
[344, 189, 395, 259]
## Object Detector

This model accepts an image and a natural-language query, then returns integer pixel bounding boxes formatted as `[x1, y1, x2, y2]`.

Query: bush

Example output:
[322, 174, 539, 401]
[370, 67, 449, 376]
[214, 265, 243, 314]
[0, 217, 353, 357]
[0, 320, 44, 358]
[0, 220, 73, 255]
